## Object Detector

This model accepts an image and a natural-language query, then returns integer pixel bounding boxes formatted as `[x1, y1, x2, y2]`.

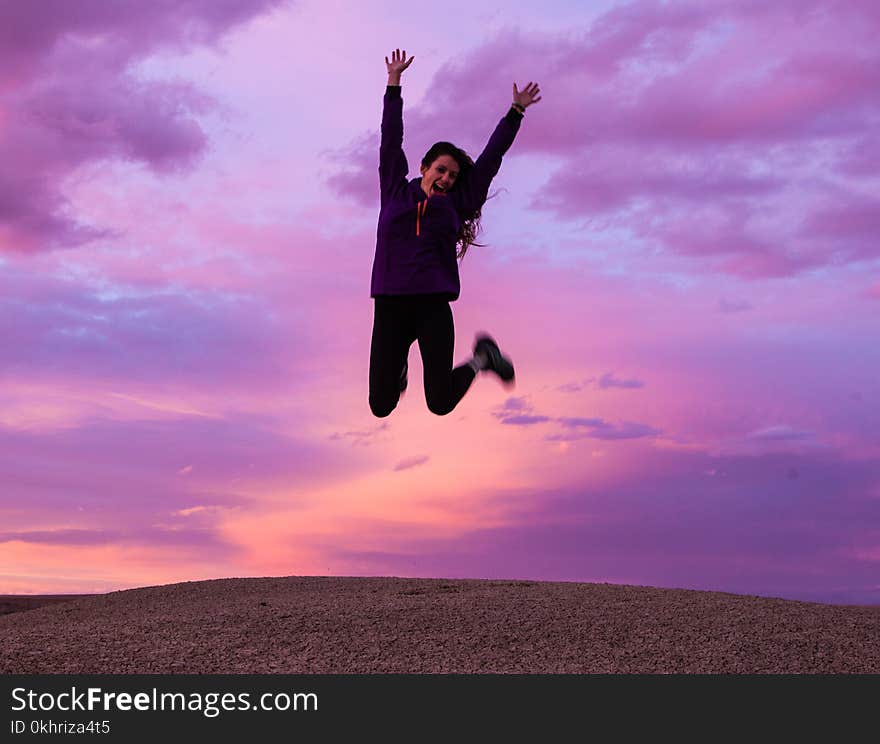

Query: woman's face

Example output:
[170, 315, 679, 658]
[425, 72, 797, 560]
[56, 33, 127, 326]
[420, 155, 459, 197]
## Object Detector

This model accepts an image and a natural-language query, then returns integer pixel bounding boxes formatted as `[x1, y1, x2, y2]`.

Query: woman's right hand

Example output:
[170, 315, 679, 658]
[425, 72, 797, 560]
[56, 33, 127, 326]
[385, 48, 414, 77]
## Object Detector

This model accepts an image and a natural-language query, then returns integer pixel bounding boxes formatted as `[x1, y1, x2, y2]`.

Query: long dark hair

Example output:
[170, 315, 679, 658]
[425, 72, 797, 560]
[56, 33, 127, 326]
[421, 142, 495, 260]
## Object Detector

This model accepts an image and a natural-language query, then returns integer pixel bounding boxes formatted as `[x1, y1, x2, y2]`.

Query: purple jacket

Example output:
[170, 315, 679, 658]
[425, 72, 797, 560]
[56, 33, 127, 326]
[371, 85, 523, 301]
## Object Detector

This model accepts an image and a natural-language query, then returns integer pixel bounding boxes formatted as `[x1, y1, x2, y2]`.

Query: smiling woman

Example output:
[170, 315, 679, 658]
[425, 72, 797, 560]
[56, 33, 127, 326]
[420, 152, 459, 197]
[368, 47, 541, 419]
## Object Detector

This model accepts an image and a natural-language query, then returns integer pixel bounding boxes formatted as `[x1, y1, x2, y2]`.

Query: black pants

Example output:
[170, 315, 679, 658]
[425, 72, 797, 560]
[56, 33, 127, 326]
[369, 295, 477, 417]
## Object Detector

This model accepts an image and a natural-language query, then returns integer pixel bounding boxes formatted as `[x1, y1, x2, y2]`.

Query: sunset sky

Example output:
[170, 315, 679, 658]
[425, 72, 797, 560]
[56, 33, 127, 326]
[1, 0, 878, 605]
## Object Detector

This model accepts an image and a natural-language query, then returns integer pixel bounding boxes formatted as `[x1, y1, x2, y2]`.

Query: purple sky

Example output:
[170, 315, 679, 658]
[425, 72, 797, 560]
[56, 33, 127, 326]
[1, 0, 878, 605]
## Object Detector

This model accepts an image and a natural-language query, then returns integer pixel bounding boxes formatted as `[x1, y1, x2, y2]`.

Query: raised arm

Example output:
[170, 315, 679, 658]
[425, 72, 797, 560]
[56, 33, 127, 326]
[454, 81, 542, 215]
[379, 49, 414, 206]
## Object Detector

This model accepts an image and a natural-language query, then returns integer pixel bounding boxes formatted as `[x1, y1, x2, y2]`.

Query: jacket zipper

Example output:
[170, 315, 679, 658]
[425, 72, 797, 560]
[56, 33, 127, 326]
[416, 199, 427, 236]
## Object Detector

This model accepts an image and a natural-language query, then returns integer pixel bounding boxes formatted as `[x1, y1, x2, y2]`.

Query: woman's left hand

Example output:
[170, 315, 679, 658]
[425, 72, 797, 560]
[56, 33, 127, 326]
[513, 82, 542, 109]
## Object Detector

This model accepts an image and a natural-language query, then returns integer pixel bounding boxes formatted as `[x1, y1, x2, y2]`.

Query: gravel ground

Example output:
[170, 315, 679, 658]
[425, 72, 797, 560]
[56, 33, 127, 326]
[1, 576, 878, 674]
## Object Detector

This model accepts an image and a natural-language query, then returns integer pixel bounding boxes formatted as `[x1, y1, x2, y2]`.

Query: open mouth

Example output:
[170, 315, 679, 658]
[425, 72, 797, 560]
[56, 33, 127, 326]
[432, 183, 448, 194]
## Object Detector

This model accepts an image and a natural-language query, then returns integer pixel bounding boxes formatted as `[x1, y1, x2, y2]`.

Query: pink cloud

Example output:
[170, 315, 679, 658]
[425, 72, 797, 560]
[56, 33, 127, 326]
[839, 133, 880, 176]
[0, 0, 285, 254]
[321, 133, 379, 209]
[530, 146, 781, 215]
[0, 0, 289, 85]
[490, 397, 552, 426]
[805, 197, 880, 263]
[488, 397, 661, 438]
[0, 405, 372, 565]
[0, 264, 291, 390]
[555, 417, 662, 441]
[393, 455, 431, 472]
[597, 373, 644, 390]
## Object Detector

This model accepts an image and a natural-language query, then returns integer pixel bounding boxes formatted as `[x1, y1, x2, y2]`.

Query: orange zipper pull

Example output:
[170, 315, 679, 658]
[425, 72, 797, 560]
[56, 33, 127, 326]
[416, 199, 427, 236]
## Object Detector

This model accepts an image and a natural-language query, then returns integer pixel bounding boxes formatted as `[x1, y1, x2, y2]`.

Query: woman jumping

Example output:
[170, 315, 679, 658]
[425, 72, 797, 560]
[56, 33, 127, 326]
[369, 48, 541, 418]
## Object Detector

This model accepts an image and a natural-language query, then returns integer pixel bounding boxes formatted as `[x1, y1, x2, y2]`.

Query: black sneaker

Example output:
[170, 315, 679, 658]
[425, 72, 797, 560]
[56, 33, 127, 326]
[399, 359, 408, 393]
[473, 334, 515, 383]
